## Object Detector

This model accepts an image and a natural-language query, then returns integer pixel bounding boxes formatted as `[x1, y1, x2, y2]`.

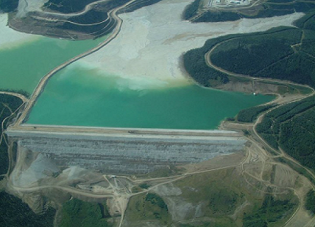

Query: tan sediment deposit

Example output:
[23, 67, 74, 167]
[76, 0, 304, 90]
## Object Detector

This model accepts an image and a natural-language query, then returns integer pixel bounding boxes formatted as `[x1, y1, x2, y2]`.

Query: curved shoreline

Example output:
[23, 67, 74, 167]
[9, 1, 311, 129]
[12, 0, 136, 127]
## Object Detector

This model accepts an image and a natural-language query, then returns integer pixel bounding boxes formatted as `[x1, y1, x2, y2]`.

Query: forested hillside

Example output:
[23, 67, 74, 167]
[0, 0, 18, 12]
[256, 96, 315, 171]
[184, 12, 315, 88]
[0, 94, 23, 174]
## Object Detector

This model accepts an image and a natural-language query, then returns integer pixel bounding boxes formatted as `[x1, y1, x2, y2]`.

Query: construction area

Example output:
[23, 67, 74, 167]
[206, 0, 251, 8]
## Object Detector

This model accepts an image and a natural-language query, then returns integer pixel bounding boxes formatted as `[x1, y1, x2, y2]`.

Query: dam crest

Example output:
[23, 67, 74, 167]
[6, 125, 246, 174]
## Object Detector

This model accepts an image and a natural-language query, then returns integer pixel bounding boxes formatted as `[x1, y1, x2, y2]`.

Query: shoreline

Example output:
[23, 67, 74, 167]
[0, 14, 40, 50]
[75, 0, 304, 90]
[1, 0, 308, 130]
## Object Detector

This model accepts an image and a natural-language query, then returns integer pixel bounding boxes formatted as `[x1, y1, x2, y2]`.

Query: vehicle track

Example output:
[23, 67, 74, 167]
[205, 35, 315, 226]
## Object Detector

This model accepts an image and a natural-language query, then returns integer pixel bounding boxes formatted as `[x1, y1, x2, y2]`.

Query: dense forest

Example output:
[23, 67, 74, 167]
[44, 0, 163, 38]
[210, 19, 315, 87]
[305, 189, 315, 214]
[256, 95, 315, 170]
[0, 0, 18, 12]
[0, 95, 49, 227]
[183, 0, 315, 22]
[182, 0, 201, 20]
[59, 199, 113, 227]
[59, 9, 113, 38]
[210, 29, 301, 74]
[184, 11, 315, 88]
[43, 0, 100, 13]
[183, 27, 299, 87]
[120, 0, 164, 13]
[44, 0, 164, 14]
[0, 192, 56, 227]
[183, 48, 229, 86]
[0, 94, 23, 174]
[243, 194, 295, 226]
[236, 104, 276, 123]
[183, 32, 251, 86]
[54, 0, 130, 38]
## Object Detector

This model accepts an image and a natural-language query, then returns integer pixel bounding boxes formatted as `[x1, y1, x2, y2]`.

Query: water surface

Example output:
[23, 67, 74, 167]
[0, 37, 105, 94]
[27, 65, 273, 129]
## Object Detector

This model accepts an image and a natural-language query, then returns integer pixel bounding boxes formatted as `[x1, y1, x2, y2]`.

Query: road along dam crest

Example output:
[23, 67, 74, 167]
[6, 125, 246, 174]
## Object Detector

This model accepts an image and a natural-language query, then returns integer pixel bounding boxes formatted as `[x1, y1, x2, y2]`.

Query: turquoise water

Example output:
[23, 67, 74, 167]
[27, 65, 273, 129]
[0, 30, 273, 129]
[0, 36, 105, 94]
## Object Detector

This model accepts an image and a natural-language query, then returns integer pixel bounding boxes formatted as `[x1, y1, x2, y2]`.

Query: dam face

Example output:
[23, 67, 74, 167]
[7, 126, 246, 174]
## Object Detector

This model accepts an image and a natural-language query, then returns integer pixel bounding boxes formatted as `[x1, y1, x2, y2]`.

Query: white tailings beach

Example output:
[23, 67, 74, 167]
[0, 14, 39, 49]
[16, 0, 49, 18]
[74, 0, 304, 90]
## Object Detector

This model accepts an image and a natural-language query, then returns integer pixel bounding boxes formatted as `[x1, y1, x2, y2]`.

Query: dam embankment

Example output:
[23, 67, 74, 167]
[6, 126, 246, 174]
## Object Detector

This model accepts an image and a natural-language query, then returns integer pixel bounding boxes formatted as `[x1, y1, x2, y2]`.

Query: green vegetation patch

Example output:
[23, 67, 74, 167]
[175, 169, 247, 217]
[179, 220, 234, 227]
[0, 94, 23, 174]
[57, 0, 130, 38]
[172, 168, 297, 226]
[256, 95, 315, 170]
[0, 191, 55, 227]
[0, 0, 19, 12]
[60, 198, 112, 227]
[210, 29, 300, 75]
[195, 11, 243, 22]
[122, 0, 164, 13]
[184, 26, 306, 87]
[185, 12, 315, 88]
[236, 104, 276, 123]
[243, 194, 296, 227]
[184, 34, 235, 87]
[127, 169, 298, 226]
[305, 189, 315, 214]
[41, 0, 130, 38]
[210, 13, 315, 87]
[182, 0, 202, 20]
[210, 27, 315, 87]
[44, 0, 162, 15]
[295, 10, 315, 30]
[139, 182, 150, 189]
[43, 0, 100, 13]
[125, 193, 171, 225]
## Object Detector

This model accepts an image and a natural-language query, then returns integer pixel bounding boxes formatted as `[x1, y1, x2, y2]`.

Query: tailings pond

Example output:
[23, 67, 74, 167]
[0, 32, 105, 94]
[26, 63, 273, 129]
[1, 16, 273, 130]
